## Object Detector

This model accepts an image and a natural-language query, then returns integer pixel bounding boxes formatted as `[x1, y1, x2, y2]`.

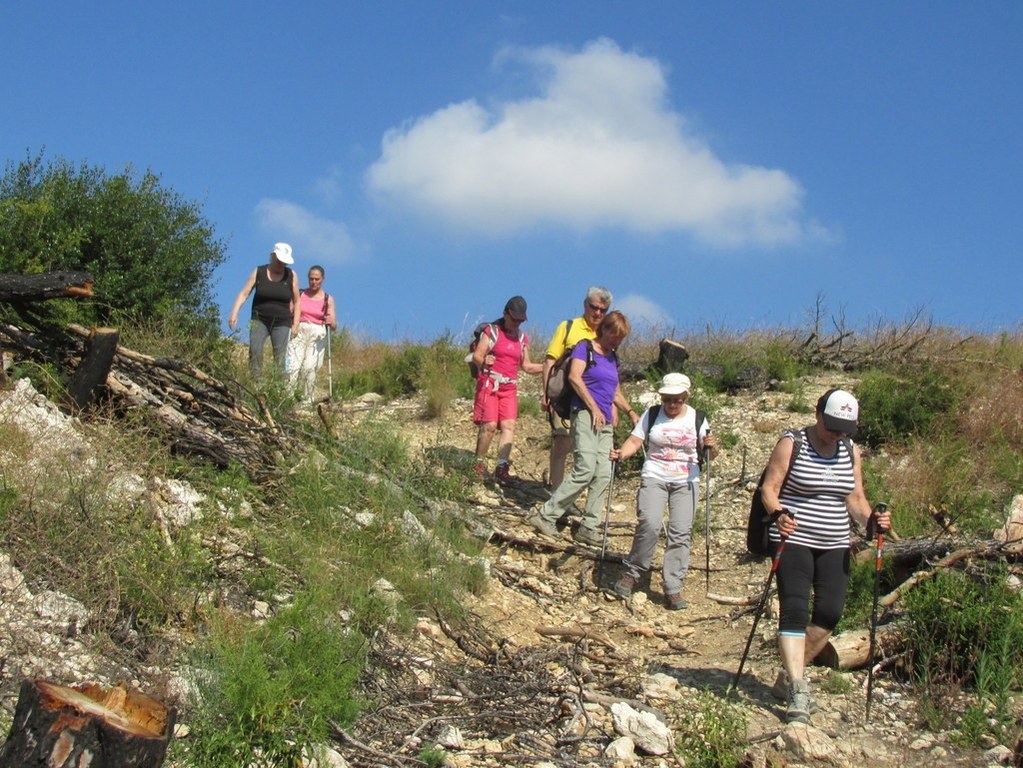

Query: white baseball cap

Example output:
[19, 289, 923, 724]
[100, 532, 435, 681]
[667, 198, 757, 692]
[819, 389, 859, 435]
[658, 372, 691, 396]
[271, 242, 294, 265]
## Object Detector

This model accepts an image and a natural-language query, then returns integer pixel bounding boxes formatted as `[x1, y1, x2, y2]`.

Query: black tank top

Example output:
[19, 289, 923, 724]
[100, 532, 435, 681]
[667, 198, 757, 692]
[252, 265, 294, 323]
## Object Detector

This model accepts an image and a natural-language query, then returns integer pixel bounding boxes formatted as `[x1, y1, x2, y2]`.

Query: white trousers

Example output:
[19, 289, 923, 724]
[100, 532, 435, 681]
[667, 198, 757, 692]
[287, 322, 328, 400]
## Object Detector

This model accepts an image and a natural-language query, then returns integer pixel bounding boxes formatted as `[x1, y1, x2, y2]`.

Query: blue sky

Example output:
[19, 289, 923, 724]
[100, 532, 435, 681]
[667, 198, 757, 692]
[3, 2, 1021, 343]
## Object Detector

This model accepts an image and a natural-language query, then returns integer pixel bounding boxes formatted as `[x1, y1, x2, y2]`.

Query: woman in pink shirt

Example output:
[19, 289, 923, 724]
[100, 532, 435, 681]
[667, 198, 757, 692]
[470, 296, 543, 484]
[287, 265, 337, 401]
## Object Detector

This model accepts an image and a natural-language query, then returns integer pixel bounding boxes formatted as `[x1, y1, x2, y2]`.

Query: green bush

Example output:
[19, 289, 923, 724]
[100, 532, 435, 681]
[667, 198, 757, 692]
[673, 691, 748, 768]
[903, 564, 1023, 741]
[190, 594, 365, 767]
[855, 367, 960, 447]
[0, 152, 225, 334]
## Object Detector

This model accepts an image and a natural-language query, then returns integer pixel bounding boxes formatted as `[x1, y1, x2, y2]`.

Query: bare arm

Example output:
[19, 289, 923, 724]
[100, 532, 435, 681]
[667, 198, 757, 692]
[520, 345, 543, 376]
[326, 295, 338, 331]
[760, 436, 798, 537]
[610, 434, 644, 462]
[845, 444, 891, 531]
[228, 268, 258, 329]
[471, 330, 494, 370]
[290, 276, 301, 334]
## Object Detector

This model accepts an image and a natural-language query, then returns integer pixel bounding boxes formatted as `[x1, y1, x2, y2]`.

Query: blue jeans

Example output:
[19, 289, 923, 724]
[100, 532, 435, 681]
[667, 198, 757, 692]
[249, 317, 291, 377]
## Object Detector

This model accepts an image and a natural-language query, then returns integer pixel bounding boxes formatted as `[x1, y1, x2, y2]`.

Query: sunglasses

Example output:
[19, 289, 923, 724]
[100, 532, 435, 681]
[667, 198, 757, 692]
[661, 395, 687, 404]
[587, 303, 607, 314]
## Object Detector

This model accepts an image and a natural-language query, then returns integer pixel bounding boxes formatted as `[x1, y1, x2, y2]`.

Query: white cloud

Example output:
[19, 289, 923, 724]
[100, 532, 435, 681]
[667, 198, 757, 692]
[254, 199, 356, 265]
[366, 38, 816, 247]
[615, 294, 676, 333]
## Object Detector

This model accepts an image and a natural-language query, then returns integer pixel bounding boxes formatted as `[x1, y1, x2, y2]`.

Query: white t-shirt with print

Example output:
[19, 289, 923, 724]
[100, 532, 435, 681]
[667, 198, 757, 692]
[629, 406, 710, 483]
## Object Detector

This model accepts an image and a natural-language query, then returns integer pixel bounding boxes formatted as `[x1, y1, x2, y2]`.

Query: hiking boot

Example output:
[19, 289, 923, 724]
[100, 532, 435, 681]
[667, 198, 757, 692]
[527, 512, 559, 538]
[785, 679, 812, 724]
[772, 671, 819, 713]
[472, 461, 486, 480]
[573, 526, 603, 547]
[612, 574, 637, 600]
[494, 463, 517, 486]
[665, 593, 687, 611]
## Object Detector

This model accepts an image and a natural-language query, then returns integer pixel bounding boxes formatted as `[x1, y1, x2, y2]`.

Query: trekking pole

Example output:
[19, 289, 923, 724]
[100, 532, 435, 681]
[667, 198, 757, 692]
[704, 447, 712, 593]
[597, 458, 618, 587]
[731, 512, 794, 694]
[326, 326, 333, 400]
[865, 502, 889, 723]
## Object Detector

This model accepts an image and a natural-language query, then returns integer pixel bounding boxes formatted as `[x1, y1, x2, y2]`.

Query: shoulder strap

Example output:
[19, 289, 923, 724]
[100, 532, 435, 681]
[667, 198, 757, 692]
[780, 428, 804, 489]
[643, 404, 662, 452]
[840, 436, 855, 469]
[583, 339, 596, 368]
[563, 318, 573, 347]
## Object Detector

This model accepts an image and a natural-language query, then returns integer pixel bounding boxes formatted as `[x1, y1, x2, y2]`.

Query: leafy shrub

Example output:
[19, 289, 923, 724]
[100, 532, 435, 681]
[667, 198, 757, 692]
[903, 564, 1023, 740]
[0, 152, 225, 334]
[855, 367, 960, 447]
[673, 691, 748, 768]
[190, 595, 364, 766]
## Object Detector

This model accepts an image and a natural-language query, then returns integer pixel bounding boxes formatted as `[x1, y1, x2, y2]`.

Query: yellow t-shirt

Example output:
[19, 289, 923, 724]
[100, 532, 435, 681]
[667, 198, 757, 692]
[545, 316, 598, 360]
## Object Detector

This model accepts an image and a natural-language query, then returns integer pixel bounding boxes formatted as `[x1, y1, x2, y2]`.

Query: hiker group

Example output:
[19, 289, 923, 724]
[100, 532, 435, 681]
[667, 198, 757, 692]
[228, 248, 893, 726]
[463, 285, 892, 726]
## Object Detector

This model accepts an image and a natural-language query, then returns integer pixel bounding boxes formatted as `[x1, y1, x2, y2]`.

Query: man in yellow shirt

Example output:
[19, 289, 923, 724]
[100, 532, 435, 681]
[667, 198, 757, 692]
[541, 286, 615, 490]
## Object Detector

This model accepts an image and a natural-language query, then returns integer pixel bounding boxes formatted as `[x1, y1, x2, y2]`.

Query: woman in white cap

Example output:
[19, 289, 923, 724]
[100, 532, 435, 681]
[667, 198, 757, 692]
[758, 388, 892, 724]
[228, 243, 301, 377]
[609, 372, 718, 610]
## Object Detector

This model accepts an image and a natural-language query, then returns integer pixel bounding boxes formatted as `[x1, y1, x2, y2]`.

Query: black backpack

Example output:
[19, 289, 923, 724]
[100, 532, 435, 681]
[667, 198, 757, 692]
[642, 405, 708, 469]
[549, 339, 598, 419]
[746, 429, 854, 557]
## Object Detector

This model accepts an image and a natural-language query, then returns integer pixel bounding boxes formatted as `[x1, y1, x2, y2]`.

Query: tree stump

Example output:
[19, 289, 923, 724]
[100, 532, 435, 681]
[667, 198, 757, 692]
[0, 679, 175, 768]
[68, 327, 120, 409]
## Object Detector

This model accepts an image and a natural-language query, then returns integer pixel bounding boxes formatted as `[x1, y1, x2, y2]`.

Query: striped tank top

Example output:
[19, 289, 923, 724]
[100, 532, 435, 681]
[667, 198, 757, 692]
[770, 428, 856, 550]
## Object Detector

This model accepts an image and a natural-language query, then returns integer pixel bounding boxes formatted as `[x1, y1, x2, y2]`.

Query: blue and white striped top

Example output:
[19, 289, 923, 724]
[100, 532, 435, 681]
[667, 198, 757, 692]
[769, 428, 856, 550]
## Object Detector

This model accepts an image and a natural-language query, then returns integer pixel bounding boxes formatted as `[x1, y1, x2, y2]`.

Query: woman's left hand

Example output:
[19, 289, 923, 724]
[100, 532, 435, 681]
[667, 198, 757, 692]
[703, 434, 720, 458]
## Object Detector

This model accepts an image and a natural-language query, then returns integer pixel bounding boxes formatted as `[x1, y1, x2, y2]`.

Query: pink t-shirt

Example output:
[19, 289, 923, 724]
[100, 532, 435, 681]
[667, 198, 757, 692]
[486, 325, 528, 380]
[297, 291, 328, 325]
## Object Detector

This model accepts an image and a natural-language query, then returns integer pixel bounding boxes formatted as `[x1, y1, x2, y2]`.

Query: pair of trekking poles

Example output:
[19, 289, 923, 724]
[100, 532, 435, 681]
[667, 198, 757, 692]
[730, 503, 888, 722]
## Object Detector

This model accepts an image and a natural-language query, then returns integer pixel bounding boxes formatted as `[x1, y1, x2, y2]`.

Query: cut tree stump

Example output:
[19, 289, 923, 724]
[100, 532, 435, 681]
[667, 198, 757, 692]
[0, 678, 175, 768]
[68, 326, 120, 409]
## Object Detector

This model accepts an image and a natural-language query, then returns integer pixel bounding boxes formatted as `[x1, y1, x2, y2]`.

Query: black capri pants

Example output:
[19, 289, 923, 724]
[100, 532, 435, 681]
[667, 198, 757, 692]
[774, 543, 850, 635]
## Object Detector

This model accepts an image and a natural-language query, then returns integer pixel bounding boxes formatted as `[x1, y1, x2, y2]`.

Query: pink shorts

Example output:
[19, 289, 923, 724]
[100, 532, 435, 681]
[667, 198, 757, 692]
[473, 378, 519, 425]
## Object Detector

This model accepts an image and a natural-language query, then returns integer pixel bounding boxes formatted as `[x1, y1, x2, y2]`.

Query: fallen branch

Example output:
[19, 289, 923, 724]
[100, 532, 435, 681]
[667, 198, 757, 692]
[534, 626, 618, 651]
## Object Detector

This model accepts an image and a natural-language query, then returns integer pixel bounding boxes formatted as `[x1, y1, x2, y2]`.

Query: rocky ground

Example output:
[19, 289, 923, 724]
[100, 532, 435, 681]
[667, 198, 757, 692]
[0, 372, 1016, 767]
[393, 372, 1013, 767]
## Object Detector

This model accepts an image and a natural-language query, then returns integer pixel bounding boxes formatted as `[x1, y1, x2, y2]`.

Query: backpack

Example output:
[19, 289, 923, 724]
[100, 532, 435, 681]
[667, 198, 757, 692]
[466, 322, 498, 379]
[746, 429, 854, 557]
[549, 339, 598, 419]
[642, 405, 708, 469]
[543, 319, 576, 404]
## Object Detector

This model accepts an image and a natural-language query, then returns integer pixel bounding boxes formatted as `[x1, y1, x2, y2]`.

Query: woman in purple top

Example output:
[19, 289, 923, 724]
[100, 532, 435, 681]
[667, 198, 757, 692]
[528, 311, 639, 545]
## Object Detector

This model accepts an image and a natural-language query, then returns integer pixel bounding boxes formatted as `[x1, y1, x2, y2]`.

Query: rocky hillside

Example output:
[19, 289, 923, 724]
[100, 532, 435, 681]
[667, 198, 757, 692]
[0, 371, 1016, 767]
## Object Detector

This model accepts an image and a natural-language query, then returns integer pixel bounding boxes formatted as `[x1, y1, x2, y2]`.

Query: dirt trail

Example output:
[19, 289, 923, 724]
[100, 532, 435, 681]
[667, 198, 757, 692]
[401, 374, 993, 766]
